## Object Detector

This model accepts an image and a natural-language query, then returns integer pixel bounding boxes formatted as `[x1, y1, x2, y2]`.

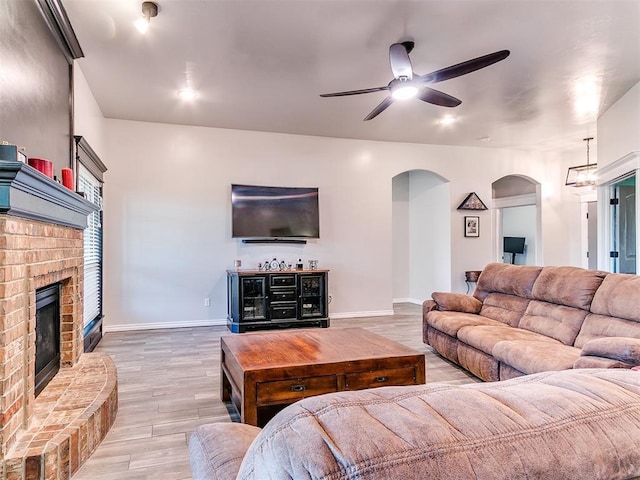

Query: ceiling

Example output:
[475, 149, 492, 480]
[63, 0, 640, 153]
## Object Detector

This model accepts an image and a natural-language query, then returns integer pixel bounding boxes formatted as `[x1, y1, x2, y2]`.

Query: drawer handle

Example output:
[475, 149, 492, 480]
[290, 384, 307, 392]
[374, 376, 388, 383]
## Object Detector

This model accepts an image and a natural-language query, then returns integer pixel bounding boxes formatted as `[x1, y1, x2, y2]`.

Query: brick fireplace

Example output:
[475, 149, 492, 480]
[0, 215, 84, 454]
[0, 163, 117, 478]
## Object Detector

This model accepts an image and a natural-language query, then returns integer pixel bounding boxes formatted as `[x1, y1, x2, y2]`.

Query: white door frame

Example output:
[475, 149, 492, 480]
[579, 192, 597, 269]
[492, 189, 542, 265]
[596, 151, 640, 272]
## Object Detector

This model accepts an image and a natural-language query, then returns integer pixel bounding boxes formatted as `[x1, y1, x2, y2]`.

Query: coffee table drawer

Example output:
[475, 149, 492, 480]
[345, 366, 419, 390]
[257, 375, 337, 406]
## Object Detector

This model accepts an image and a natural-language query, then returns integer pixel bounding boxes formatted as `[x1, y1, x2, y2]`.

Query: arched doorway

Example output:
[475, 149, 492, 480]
[392, 170, 451, 305]
[492, 175, 542, 265]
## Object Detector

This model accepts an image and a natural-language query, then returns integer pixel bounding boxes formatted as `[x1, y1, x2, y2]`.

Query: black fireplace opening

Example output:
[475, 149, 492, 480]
[35, 283, 61, 397]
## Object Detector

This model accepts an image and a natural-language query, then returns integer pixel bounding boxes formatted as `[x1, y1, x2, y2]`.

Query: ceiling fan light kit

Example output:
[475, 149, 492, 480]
[320, 42, 510, 121]
[391, 83, 418, 100]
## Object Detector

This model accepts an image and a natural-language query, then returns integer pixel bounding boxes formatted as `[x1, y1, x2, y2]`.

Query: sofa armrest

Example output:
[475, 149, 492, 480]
[580, 337, 640, 366]
[189, 423, 261, 480]
[423, 300, 437, 316]
[431, 292, 482, 314]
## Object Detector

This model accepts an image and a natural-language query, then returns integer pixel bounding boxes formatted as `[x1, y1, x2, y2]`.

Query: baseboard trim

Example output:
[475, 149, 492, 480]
[104, 310, 403, 332]
[330, 309, 395, 319]
[104, 319, 226, 333]
[392, 298, 423, 305]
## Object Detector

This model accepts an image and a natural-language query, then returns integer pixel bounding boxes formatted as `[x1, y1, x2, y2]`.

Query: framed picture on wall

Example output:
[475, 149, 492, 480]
[465, 216, 480, 237]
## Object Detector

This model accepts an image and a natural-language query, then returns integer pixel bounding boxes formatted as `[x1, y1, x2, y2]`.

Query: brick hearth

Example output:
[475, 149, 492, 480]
[0, 163, 117, 479]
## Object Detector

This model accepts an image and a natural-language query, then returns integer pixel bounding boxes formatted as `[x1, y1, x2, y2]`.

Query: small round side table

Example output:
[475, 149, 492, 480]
[465, 270, 482, 294]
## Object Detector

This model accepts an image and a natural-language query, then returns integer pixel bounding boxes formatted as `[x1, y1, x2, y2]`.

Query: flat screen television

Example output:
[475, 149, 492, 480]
[231, 184, 320, 239]
[503, 236, 526, 254]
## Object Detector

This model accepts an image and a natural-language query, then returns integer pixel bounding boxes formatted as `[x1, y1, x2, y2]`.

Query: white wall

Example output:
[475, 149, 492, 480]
[392, 171, 451, 304]
[408, 171, 450, 301]
[392, 174, 410, 300]
[73, 65, 106, 160]
[99, 119, 579, 330]
[598, 81, 640, 168]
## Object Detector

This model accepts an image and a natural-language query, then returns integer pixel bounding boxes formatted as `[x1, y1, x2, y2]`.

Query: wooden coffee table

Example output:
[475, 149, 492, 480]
[220, 327, 426, 426]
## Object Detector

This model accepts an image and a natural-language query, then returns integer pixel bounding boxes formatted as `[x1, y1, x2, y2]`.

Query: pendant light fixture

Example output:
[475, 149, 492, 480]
[135, 2, 158, 34]
[566, 137, 597, 187]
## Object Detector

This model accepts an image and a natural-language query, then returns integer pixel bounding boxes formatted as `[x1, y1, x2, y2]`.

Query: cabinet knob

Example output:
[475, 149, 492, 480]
[374, 376, 388, 383]
[290, 384, 307, 392]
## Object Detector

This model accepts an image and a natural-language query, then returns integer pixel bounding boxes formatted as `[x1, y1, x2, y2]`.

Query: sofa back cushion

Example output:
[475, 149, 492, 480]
[590, 273, 640, 321]
[479, 293, 531, 327]
[531, 266, 606, 310]
[518, 300, 588, 345]
[574, 314, 640, 348]
[573, 274, 640, 348]
[473, 263, 542, 301]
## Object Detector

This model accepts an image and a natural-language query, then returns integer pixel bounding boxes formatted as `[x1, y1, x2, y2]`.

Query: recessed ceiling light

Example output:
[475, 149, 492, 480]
[438, 114, 456, 126]
[134, 2, 158, 34]
[177, 88, 197, 100]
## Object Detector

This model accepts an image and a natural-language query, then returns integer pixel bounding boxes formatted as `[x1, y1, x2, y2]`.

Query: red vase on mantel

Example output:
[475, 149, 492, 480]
[28, 158, 54, 179]
[61, 168, 74, 190]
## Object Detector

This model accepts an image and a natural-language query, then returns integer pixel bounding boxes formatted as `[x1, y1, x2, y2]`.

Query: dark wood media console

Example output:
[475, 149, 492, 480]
[226, 269, 329, 333]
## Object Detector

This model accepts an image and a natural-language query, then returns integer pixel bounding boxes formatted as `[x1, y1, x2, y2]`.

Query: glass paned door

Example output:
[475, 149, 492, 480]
[610, 174, 636, 274]
[299, 274, 326, 318]
[240, 277, 267, 320]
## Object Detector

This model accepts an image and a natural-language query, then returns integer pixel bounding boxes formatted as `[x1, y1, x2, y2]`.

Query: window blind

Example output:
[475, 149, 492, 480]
[78, 163, 103, 326]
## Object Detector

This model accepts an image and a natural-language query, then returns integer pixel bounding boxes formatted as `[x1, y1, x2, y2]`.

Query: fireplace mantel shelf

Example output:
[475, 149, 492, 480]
[0, 161, 98, 229]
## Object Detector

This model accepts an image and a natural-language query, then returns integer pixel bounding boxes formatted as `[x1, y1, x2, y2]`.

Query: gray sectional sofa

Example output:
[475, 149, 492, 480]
[190, 368, 640, 479]
[423, 263, 640, 381]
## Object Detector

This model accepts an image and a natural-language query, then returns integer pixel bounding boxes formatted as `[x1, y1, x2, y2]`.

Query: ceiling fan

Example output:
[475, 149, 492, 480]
[320, 42, 510, 121]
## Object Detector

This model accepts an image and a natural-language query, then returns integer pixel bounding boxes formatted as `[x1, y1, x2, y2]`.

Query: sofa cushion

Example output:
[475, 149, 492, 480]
[189, 422, 261, 480]
[492, 340, 580, 375]
[431, 292, 482, 313]
[478, 293, 531, 327]
[590, 274, 640, 322]
[237, 369, 640, 480]
[574, 314, 640, 348]
[518, 300, 588, 345]
[531, 266, 606, 310]
[580, 337, 640, 365]
[457, 324, 558, 355]
[574, 356, 635, 369]
[426, 310, 504, 337]
[473, 263, 542, 301]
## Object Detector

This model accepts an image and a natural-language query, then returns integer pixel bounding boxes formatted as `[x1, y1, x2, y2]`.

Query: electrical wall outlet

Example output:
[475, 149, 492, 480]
[204, 297, 211, 307]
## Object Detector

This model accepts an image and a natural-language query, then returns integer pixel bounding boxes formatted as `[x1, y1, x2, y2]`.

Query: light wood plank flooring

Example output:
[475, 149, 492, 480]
[73, 304, 479, 480]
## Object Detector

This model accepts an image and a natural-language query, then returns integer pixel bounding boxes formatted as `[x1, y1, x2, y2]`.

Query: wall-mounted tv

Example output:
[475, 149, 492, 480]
[231, 184, 320, 239]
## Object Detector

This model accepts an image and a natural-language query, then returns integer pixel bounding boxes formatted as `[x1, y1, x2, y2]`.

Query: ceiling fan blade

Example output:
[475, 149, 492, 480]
[389, 43, 413, 80]
[418, 87, 462, 107]
[364, 97, 394, 121]
[418, 50, 510, 84]
[320, 86, 389, 97]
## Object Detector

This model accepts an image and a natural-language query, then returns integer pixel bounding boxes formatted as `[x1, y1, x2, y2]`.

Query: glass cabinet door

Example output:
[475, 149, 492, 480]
[299, 274, 326, 318]
[241, 277, 267, 320]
